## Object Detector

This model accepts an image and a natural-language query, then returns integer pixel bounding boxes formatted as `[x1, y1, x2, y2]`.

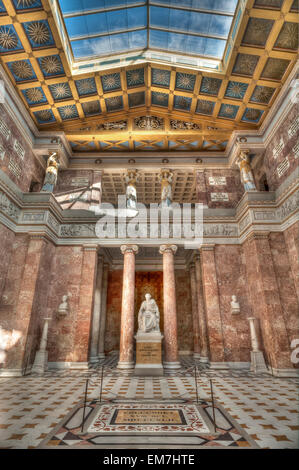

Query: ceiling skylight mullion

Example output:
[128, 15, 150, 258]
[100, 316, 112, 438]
[69, 26, 147, 43]
[62, 1, 147, 19]
[148, 1, 235, 17]
[149, 26, 228, 41]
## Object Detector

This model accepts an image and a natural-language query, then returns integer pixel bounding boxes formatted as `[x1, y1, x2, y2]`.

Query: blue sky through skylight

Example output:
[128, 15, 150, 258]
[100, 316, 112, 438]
[58, 0, 238, 61]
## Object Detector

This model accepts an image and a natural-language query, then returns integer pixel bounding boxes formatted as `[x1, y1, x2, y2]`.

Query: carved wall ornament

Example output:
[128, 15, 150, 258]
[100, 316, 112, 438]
[170, 120, 200, 130]
[0, 191, 20, 221]
[57, 294, 70, 318]
[97, 120, 128, 131]
[231, 295, 240, 315]
[60, 224, 95, 237]
[134, 116, 164, 130]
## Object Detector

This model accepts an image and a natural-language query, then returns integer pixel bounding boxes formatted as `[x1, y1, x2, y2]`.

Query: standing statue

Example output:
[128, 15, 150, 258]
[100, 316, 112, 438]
[125, 169, 138, 211]
[41, 152, 60, 192]
[159, 169, 173, 207]
[236, 150, 257, 191]
[138, 293, 160, 333]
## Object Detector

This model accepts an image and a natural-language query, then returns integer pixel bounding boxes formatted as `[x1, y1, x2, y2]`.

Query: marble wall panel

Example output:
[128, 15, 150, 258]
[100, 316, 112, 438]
[197, 169, 244, 208]
[0, 104, 44, 192]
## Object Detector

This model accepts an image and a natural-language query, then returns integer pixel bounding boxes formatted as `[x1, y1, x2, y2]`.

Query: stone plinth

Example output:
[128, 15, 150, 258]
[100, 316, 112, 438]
[134, 331, 164, 376]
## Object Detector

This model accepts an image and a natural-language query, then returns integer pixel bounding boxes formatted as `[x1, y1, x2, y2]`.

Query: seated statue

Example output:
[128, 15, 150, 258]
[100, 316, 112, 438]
[138, 293, 160, 333]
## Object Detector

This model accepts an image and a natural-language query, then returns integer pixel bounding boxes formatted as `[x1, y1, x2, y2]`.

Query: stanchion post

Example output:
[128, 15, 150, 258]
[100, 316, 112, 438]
[210, 379, 216, 432]
[81, 378, 89, 433]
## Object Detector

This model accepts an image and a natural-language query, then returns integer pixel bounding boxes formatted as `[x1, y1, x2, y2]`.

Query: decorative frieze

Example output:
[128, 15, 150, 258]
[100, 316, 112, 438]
[22, 212, 45, 222]
[276, 191, 299, 221]
[0, 191, 20, 221]
[134, 116, 164, 130]
[0, 144, 5, 160]
[47, 214, 59, 232]
[97, 120, 127, 131]
[0, 118, 11, 141]
[293, 142, 299, 159]
[60, 224, 95, 237]
[203, 224, 238, 237]
[273, 138, 284, 159]
[170, 120, 200, 130]
[13, 139, 25, 160]
[239, 213, 251, 231]
[288, 116, 299, 139]
[277, 157, 290, 178]
[211, 192, 229, 201]
[254, 211, 276, 221]
[8, 160, 21, 178]
[208, 176, 227, 186]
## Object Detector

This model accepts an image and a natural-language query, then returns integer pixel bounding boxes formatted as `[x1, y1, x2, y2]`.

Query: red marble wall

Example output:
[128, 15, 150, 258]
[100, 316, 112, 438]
[0, 104, 44, 192]
[214, 245, 252, 363]
[54, 170, 101, 210]
[0, 224, 15, 299]
[263, 104, 298, 191]
[284, 222, 299, 301]
[197, 169, 244, 208]
[104, 269, 193, 354]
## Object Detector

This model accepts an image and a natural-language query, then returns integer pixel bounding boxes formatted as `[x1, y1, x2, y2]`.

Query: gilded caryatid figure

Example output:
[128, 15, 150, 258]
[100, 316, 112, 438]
[159, 168, 173, 207]
[125, 169, 138, 211]
[41, 152, 60, 192]
[138, 293, 161, 333]
[236, 150, 257, 192]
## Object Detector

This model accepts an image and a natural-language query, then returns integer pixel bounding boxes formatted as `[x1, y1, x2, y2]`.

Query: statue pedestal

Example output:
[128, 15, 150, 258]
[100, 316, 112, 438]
[32, 350, 48, 374]
[250, 350, 268, 374]
[134, 331, 164, 376]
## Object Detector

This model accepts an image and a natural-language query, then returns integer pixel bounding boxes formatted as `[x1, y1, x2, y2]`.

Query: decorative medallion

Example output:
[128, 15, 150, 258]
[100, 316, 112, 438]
[151, 68, 171, 87]
[173, 95, 192, 112]
[82, 100, 101, 117]
[38, 55, 64, 77]
[58, 105, 79, 120]
[49, 82, 73, 101]
[22, 86, 47, 106]
[23, 20, 54, 48]
[7, 59, 36, 82]
[134, 116, 164, 130]
[128, 91, 145, 108]
[232, 53, 259, 76]
[200, 77, 222, 96]
[218, 103, 239, 119]
[170, 120, 200, 130]
[195, 99, 215, 115]
[242, 18, 274, 47]
[274, 22, 299, 50]
[105, 95, 123, 112]
[12, 0, 42, 10]
[250, 85, 275, 104]
[261, 57, 289, 80]
[101, 73, 121, 92]
[34, 109, 56, 124]
[0, 25, 22, 52]
[97, 121, 127, 131]
[75, 77, 97, 96]
[175, 72, 196, 91]
[151, 91, 168, 107]
[242, 107, 263, 123]
[225, 81, 248, 100]
[126, 68, 144, 88]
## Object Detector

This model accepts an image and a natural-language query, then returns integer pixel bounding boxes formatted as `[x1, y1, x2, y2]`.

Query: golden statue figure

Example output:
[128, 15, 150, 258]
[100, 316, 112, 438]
[159, 169, 173, 207]
[125, 169, 138, 210]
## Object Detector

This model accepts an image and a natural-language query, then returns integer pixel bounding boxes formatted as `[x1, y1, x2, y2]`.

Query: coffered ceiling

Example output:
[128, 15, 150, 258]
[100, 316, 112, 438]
[0, 0, 298, 154]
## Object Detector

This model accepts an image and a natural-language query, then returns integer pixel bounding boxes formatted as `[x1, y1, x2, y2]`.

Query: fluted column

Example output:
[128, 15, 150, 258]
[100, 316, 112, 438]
[189, 262, 201, 360]
[97, 262, 109, 359]
[194, 255, 209, 363]
[89, 254, 104, 363]
[117, 245, 139, 369]
[159, 244, 180, 369]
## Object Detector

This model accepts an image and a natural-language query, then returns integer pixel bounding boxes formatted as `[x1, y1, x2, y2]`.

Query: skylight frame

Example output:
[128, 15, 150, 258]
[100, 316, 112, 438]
[50, 0, 245, 75]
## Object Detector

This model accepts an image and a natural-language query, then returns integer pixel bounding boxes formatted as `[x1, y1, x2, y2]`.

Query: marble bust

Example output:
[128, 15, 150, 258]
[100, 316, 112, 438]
[138, 293, 160, 333]
[57, 294, 69, 318]
[231, 295, 240, 315]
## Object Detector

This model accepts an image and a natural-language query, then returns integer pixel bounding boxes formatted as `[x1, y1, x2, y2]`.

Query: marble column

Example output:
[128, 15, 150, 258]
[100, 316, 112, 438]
[243, 232, 293, 372]
[159, 244, 180, 369]
[248, 317, 259, 352]
[89, 254, 104, 363]
[189, 262, 201, 361]
[97, 262, 109, 359]
[118, 245, 139, 369]
[200, 245, 226, 367]
[73, 244, 98, 367]
[194, 255, 209, 363]
[32, 317, 51, 374]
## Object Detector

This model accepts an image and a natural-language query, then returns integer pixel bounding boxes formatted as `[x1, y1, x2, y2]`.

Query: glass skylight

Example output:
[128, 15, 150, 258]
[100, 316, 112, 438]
[57, 0, 238, 64]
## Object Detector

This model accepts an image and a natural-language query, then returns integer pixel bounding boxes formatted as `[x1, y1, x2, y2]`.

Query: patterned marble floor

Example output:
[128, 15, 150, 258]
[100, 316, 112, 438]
[0, 355, 298, 449]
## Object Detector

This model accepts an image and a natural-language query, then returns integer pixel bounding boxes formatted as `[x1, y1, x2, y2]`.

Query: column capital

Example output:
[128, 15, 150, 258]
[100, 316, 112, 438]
[245, 231, 270, 243]
[159, 244, 177, 255]
[199, 244, 215, 252]
[83, 244, 99, 252]
[120, 244, 139, 255]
